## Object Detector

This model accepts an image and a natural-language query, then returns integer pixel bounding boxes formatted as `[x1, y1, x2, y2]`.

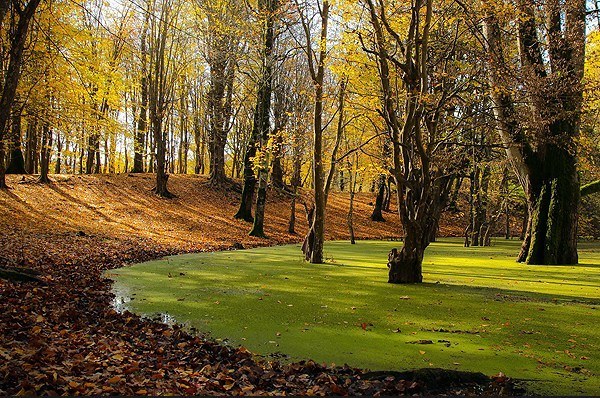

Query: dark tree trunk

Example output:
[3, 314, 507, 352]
[54, 132, 62, 174]
[518, 148, 579, 264]
[370, 174, 386, 222]
[505, 201, 511, 239]
[447, 177, 463, 212]
[153, 120, 173, 198]
[0, 0, 41, 187]
[288, 145, 302, 234]
[132, 67, 148, 173]
[86, 135, 97, 174]
[6, 110, 26, 174]
[470, 168, 481, 246]
[0, 142, 5, 189]
[301, 205, 317, 261]
[348, 176, 356, 244]
[288, 189, 297, 234]
[382, 176, 392, 212]
[301, 1, 329, 265]
[38, 124, 52, 183]
[207, 49, 235, 187]
[271, 139, 284, 189]
[249, 180, 267, 237]
[25, 119, 37, 174]
[387, 231, 426, 284]
[236, 0, 276, 222]
[235, 160, 256, 221]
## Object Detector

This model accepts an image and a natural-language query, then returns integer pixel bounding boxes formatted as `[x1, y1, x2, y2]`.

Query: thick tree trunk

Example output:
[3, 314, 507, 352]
[249, 0, 277, 238]
[382, 176, 392, 212]
[300, 0, 329, 265]
[271, 133, 285, 189]
[301, 205, 318, 262]
[371, 174, 386, 221]
[25, 119, 37, 174]
[237, 0, 275, 222]
[387, 231, 426, 284]
[207, 51, 235, 187]
[518, 151, 579, 264]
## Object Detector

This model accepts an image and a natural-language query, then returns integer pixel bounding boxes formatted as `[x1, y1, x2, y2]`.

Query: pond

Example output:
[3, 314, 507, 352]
[108, 239, 600, 396]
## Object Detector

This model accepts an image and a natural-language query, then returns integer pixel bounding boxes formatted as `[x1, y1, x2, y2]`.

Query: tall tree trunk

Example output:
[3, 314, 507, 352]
[25, 118, 36, 174]
[0, 0, 41, 188]
[371, 174, 386, 221]
[153, 120, 172, 197]
[207, 47, 235, 186]
[6, 109, 26, 174]
[54, 132, 62, 174]
[235, 142, 258, 222]
[132, 15, 148, 174]
[298, 0, 329, 264]
[249, 0, 277, 238]
[289, 188, 297, 234]
[38, 123, 52, 183]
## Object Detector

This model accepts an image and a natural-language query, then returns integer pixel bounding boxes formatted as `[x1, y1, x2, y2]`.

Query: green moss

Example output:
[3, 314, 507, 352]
[109, 239, 600, 395]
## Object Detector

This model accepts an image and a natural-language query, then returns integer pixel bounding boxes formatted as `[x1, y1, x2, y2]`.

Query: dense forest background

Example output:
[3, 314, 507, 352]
[1, 0, 599, 267]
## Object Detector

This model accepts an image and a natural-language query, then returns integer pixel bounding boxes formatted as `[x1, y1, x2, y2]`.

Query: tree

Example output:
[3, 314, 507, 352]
[200, 0, 242, 186]
[147, 0, 188, 198]
[132, 11, 150, 173]
[364, 0, 475, 282]
[249, 0, 279, 237]
[294, 0, 330, 264]
[235, 0, 278, 224]
[481, 0, 586, 264]
[0, 0, 42, 188]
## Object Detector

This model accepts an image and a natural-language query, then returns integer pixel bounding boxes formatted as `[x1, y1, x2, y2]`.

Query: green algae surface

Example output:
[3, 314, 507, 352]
[109, 239, 600, 395]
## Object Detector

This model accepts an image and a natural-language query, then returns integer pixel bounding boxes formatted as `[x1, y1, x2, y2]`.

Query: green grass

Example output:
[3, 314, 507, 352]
[109, 239, 600, 395]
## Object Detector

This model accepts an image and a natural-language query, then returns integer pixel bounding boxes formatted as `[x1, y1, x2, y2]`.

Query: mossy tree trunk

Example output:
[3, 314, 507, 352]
[518, 145, 580, 264]
[482, 0, 585, 265]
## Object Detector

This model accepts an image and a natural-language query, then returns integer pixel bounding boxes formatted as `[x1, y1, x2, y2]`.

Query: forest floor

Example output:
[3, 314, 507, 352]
[0, 174, 519, 395]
